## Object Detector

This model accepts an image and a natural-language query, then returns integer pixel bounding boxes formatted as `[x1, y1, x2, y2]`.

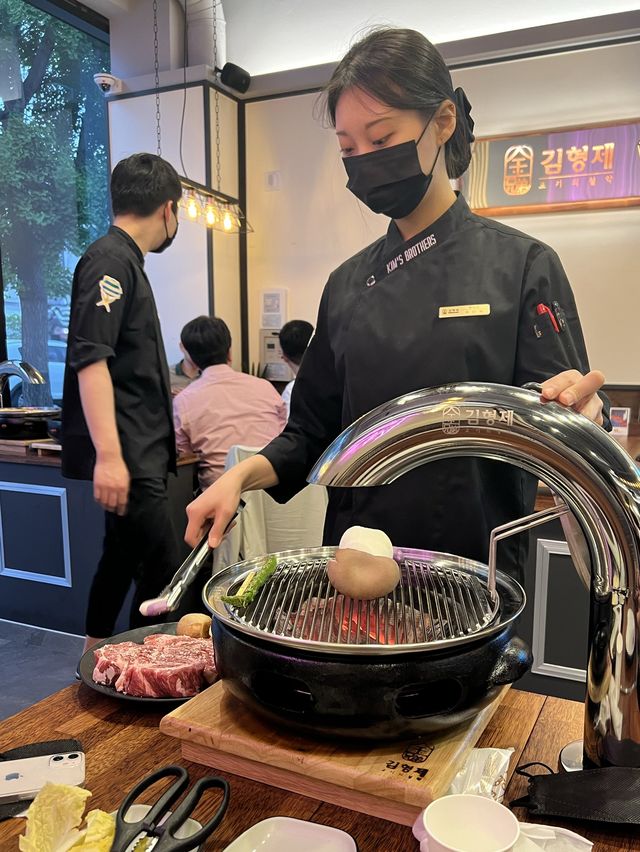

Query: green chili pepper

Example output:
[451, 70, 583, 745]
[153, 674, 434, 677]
[222, 556, 278, 608]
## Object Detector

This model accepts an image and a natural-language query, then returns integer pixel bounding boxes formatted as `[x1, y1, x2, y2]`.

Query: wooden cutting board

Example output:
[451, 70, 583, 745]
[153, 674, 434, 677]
[160, 681, 509, 826]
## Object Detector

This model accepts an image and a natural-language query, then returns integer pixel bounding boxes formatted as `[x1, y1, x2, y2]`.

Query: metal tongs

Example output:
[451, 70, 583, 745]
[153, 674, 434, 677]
[112, 764, 229, 851]
[139, 500, 246, 617]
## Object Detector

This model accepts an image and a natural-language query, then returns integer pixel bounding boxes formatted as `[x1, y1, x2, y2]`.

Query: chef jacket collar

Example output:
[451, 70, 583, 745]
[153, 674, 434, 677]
[384, 192, 470, 253]
[109, 225, 144, 265]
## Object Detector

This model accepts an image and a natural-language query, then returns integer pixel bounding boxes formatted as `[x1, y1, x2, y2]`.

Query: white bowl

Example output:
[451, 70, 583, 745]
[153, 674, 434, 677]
[417, 794, 520, 852]
[222, 816, 357, 852]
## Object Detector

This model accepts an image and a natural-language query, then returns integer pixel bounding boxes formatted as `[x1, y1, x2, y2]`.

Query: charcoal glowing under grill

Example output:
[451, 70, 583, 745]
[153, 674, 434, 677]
[220, 553, 499, 651]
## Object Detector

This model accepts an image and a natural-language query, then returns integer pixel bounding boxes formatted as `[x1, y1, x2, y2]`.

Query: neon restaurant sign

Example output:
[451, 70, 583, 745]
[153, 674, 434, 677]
[463, 120, 640, 215]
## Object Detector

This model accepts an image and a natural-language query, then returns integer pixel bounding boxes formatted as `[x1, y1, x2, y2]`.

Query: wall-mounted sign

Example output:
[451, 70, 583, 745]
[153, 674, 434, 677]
[462, 120, 640, 216]
[610, 407, 631, 437]
[260, 288, 287, 329]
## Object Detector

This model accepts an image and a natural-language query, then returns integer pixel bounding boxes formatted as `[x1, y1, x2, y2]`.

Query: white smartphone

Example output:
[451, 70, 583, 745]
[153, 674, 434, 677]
[0, 751, 85, 804]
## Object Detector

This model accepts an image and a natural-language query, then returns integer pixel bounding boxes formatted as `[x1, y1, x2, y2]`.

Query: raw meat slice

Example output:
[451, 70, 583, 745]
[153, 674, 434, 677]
[92, 641, 143, 686]
[92, 633, 217, 698]
[116, 660, 203, 698]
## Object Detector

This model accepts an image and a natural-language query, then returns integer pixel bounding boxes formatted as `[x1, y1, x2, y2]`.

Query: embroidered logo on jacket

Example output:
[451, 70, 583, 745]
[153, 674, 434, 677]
[96, 275, 123, 312]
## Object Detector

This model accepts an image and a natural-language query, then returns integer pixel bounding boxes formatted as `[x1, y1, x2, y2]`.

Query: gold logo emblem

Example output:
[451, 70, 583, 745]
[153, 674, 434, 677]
[503, 145, 533, 196]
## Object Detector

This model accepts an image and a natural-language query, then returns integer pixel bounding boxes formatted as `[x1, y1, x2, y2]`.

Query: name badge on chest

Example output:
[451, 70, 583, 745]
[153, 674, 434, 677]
[439, 304, 491, 319]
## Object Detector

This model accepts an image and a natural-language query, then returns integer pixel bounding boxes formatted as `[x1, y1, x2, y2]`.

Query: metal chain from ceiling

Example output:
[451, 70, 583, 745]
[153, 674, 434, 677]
[153, 0, 162, 156]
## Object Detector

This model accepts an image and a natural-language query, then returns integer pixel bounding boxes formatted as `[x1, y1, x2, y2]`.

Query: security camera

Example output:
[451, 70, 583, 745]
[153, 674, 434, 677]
[93, 73, 123, 96]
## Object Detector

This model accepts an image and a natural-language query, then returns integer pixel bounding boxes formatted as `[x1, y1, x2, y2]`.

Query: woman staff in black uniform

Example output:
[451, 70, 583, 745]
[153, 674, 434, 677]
[185, 28, 606, 578]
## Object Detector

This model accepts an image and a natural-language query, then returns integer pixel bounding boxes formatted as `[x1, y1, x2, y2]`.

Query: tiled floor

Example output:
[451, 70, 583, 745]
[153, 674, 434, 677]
[0, 620, 83, 722]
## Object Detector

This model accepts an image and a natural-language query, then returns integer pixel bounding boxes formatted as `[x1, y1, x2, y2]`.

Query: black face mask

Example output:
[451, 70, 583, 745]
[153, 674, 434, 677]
[343, 123, 438, 219]
[152, 203, 179, 254]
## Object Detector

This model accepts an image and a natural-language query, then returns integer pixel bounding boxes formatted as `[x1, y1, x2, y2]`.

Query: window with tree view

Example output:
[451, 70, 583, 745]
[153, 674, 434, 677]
[0, 0, 110, 404]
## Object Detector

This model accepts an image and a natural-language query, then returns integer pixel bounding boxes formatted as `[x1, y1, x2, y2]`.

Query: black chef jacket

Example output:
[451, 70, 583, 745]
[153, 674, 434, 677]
[62, 226, 176, 481]
[261, 194, 607, 580]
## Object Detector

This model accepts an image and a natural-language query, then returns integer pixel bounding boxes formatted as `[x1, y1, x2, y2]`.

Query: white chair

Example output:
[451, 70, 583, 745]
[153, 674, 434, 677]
[212, 445, 328, 571]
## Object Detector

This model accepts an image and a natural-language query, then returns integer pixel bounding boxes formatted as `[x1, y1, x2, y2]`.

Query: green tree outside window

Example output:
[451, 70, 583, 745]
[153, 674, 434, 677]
[0, 0, 110, 404]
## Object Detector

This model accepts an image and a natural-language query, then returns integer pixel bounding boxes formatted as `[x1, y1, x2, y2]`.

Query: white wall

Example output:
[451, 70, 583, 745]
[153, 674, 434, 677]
[245, 92, 387, 366]
[109, 86, 209, 367]
[245, 41, 640, 383]
[108, 84, 243, 369]
[109, 0, 186, 80]
[209, 91, 242, 365]
[210, 90, 238, 197]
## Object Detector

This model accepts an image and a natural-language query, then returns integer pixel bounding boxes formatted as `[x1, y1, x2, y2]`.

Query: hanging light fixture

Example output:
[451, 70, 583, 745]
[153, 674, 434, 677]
[178, 176, 252, 234]
[152, 0, 252, 235]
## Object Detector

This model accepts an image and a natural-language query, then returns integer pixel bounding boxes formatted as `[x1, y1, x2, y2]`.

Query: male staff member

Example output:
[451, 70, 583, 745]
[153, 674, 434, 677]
[278, 319, 314, 418]
[62, 153, 181, 653]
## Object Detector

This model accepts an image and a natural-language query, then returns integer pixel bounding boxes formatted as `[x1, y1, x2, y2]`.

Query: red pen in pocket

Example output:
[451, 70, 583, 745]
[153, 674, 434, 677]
[536, 303, 560, 333]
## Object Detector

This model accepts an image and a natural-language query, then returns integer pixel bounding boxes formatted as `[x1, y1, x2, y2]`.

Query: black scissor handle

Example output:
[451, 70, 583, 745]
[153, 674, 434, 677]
[116, 765, 189, 842]
[155, 776, 230, 851]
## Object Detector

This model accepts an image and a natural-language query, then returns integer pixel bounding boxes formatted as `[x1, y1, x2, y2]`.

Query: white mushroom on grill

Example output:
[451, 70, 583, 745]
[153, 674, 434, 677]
[327, 526, 400, 600]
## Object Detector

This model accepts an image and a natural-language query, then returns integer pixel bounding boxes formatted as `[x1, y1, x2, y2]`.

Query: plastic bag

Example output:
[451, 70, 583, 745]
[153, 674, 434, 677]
[516, 823, 592, 850]
[448, 747, 514, 802]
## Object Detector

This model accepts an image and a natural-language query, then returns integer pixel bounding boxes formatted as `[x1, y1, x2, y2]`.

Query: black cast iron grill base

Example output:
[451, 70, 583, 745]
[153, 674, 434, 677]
[212, 618, 532, 740]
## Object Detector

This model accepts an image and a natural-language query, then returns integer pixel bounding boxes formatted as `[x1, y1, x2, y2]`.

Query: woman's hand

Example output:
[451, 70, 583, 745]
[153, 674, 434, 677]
[185, 455, 279, 548]
[540, 369, 605, 425]
[185, 469, 243, 548]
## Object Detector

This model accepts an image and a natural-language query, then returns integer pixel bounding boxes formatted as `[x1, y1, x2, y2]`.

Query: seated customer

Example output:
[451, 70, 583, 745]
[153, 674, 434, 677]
[279, 319, 314, 418]
[174, 316, 287, 488]
[170, 346, 200, 395]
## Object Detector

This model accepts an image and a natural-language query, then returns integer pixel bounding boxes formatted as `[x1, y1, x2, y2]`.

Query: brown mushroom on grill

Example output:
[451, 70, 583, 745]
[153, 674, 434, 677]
[326, 526, 400, 599]
[327, 548, 401, 600]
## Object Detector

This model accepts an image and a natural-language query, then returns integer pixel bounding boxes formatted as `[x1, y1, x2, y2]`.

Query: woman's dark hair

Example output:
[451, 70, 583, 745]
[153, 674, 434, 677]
[111, 153, 182, 217]
[279, 320, 314, 365]
[180, 316, 231, 370]
[323, 28, 471, 179]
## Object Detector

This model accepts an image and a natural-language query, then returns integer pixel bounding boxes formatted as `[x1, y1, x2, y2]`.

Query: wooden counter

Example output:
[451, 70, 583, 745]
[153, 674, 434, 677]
[0, 685, 638, 851]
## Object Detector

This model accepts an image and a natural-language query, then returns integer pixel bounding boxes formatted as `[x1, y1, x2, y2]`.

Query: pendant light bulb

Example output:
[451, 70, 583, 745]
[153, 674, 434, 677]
[178, 179, 253, 234]
[187, 196, 199, 219]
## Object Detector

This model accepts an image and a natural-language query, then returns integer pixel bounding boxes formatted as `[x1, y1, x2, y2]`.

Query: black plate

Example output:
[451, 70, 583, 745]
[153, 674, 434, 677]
[78, 622, 197, 706]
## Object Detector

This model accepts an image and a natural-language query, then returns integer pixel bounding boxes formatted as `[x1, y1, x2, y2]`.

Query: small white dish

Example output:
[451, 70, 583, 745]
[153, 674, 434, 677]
[222, 816, 357, 852]
[110, 803, 202, 850]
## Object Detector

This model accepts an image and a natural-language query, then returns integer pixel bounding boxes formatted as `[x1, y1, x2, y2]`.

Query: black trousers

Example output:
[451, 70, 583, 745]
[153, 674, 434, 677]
[85, 477, 179, 637]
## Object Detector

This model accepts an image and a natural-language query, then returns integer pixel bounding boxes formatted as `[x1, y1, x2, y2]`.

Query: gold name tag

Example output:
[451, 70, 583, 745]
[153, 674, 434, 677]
[439, 304, 491, 319]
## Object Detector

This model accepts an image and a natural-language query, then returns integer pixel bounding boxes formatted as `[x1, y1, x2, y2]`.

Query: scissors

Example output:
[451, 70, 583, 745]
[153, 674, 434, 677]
[112, 764, 230, 851]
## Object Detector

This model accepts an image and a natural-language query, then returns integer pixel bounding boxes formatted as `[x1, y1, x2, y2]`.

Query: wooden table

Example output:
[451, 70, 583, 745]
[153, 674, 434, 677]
[1, 685, 639, 851]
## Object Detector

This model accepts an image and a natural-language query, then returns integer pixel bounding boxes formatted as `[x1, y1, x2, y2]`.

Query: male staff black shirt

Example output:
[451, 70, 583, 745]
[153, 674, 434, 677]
[62, 226, 175, 480]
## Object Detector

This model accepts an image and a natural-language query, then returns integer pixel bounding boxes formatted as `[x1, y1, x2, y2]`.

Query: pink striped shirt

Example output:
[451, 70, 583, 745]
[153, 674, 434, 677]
[173, 364, 287, 487]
